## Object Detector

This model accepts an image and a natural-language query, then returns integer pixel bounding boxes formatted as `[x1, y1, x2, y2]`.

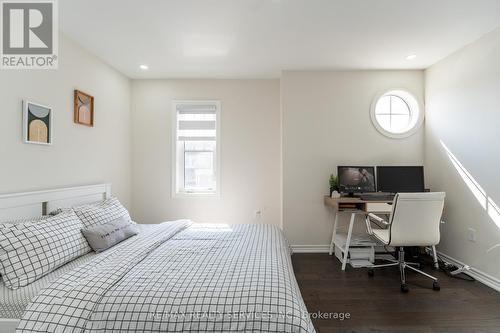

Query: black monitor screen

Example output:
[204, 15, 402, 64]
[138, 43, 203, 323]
[337, 166, 376, 193]
[377, 166, 425, 193]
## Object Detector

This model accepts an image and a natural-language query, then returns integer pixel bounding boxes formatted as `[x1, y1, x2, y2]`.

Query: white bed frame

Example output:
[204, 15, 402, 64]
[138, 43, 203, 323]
[0, 183, 112, 332]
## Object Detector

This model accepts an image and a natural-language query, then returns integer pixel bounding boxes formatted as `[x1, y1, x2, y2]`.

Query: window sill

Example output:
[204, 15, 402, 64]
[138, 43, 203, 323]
[173, 191, 220, 199]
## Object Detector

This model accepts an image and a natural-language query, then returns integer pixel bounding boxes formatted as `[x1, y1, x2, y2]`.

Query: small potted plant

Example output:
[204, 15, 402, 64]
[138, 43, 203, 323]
[329, 174, 338, 196]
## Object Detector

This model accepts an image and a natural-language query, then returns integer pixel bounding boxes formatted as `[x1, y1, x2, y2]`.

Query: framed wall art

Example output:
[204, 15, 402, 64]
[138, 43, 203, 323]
[74, 90, 94, 126]
[23, 101, 52, 145]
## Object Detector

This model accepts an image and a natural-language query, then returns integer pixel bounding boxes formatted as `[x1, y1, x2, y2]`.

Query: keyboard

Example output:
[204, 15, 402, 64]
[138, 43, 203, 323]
[359, 193, 395, 201]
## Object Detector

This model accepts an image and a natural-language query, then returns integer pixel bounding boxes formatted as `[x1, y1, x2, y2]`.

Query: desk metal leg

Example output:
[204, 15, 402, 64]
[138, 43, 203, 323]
[342, 212, 356, 271]
[432, 245, 439, 269]
[329, 211, 339, 255]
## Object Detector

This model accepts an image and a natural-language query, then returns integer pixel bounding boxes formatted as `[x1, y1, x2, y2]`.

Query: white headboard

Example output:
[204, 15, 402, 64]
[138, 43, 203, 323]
[0, 184, 111, 222]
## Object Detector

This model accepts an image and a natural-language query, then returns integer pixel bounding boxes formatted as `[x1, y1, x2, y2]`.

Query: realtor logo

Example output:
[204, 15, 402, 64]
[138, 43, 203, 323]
[1, 0, 58, 69]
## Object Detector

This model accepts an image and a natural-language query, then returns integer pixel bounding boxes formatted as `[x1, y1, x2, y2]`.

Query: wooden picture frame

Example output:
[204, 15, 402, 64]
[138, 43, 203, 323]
[23, 100, 53, 145]
[74, 90, 94, 127]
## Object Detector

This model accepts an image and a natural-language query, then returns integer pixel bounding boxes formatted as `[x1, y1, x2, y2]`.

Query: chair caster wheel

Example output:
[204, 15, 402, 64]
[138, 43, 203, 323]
[433, 281, 441, 291]
[401, 284, 409, 293]
[368, 269, 374, 277]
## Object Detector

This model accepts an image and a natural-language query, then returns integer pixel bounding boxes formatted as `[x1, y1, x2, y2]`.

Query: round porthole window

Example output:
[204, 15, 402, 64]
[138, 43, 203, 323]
[370, 90, 423, 138]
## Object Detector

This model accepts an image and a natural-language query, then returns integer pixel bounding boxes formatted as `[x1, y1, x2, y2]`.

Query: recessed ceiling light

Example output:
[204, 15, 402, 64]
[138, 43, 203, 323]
[139, 64, 149, 70]
[406, 54, 417, 60]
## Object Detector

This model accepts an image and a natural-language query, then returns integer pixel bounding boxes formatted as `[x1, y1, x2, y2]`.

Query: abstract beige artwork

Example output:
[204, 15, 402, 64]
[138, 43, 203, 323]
[23, 101, 52, 145]
[74, 90, 94, 126]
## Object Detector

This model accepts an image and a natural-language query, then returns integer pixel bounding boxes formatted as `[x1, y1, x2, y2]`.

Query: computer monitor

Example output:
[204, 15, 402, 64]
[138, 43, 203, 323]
[376, 166, 425, 193]
[337, 166, 376, 195]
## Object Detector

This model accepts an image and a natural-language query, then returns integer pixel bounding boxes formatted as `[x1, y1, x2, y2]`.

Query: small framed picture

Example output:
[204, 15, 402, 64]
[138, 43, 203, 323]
[74, 90, 94, 126]
[23, 101, 52, 145]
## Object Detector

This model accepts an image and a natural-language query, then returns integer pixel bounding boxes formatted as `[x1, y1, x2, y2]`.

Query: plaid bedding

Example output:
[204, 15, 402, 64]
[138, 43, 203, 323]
[17, 221, 315, 333]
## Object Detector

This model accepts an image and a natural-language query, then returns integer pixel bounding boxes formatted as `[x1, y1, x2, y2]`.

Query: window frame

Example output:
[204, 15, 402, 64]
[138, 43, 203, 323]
[369, 89, 424, 139]
[172, 100, 221, 198]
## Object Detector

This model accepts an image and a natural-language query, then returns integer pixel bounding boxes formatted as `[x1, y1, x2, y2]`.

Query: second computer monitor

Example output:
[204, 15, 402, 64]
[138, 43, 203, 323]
[337, 166, 376, 194]
[376, 166, 425, 193]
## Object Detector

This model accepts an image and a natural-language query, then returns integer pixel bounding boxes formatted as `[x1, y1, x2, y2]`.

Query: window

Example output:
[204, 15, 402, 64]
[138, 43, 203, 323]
[173, 101, 220, 197]
[370, 90, 423, 138]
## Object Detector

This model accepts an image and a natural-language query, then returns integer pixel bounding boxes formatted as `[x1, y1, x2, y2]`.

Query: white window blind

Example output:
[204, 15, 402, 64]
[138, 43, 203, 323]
[173, 101, 220, 196]
[177, 104, 217, 141]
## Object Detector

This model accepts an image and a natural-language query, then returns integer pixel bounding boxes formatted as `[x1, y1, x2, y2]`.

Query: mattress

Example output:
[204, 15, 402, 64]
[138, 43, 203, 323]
[0, 223, 154, 319]
[17, 222, 315, 333]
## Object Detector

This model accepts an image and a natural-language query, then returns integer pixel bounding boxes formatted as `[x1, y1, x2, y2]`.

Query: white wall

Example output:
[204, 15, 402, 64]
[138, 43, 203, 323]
[5, 29, 497, 286]
[282, 70, 425, 246]
[425, 27, 500, 281]
[131, 79, 281, 226]
[0, 34, 132, 207]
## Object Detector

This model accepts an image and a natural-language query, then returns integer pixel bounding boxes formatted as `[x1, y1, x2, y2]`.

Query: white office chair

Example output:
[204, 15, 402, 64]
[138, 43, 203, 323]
[365, 192, 445, 293]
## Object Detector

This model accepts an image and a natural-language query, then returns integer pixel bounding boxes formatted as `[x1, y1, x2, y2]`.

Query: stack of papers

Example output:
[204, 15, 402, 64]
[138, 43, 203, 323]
[349, 259, 373, 268]
[334, 233, 377, 247]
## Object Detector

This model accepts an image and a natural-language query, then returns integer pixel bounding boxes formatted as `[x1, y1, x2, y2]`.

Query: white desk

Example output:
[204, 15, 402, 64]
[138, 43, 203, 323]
[324, 195, 440, 270]
[324, 196, 393, 270]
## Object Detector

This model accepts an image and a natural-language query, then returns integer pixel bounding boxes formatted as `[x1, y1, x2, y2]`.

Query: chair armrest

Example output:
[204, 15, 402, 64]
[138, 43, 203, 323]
[365, 213, 390, 236]
[367, 213, 390, 225]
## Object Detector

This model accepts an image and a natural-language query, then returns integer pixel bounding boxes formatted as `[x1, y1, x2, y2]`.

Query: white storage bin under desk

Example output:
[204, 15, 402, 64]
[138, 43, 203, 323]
[334, 233, 376, 268]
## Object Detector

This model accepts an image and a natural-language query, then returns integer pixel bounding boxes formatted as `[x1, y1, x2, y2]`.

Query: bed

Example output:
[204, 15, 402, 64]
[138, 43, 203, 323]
[0, 184, 315, 333]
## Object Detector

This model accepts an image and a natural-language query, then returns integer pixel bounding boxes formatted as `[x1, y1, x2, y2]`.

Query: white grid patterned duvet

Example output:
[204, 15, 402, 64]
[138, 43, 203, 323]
[0, 224, 153, 319]
[17, 221, 315, 333]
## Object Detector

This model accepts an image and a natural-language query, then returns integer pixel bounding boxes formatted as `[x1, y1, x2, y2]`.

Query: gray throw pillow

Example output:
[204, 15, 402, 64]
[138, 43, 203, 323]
[81, 216, 139, 252]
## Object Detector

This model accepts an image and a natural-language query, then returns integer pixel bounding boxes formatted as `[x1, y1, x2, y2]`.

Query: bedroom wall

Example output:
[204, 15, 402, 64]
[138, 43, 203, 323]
[425, 27, 500, 282]
[131, 79, 281, 226]
[281, 70, 425, 247]
[0, 33, 132, 207]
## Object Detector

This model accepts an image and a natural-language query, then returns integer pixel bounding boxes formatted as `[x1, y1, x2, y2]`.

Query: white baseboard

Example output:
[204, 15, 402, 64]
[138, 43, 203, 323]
[291, 245, 330, 253]
[437, 251, 500, 292]
[291, 244, 390, 254]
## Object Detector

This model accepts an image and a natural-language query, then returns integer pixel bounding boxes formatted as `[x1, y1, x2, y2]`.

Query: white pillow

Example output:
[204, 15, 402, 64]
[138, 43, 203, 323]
[72, 197, 133, 229]
[0, 211, 91, 289]
[0, 215, 53, 229]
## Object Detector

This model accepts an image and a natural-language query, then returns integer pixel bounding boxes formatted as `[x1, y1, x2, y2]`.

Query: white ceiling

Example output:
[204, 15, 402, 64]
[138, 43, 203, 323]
[60, 0, 500, 79]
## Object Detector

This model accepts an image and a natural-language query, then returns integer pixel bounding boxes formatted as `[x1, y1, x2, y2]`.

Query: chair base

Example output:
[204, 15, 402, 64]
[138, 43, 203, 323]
[368, 247, 440, 292]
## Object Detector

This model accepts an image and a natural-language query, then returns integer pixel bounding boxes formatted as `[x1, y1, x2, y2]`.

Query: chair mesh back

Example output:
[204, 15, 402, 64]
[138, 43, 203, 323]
[388, 192, 445, 246]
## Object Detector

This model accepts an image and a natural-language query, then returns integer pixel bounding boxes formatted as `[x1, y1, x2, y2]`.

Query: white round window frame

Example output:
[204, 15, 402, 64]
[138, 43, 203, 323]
[370, 89, 424, 139]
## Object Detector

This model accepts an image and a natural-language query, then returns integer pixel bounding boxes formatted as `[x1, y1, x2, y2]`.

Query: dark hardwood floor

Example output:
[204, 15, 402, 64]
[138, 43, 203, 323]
[292, 253, 500, 333]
